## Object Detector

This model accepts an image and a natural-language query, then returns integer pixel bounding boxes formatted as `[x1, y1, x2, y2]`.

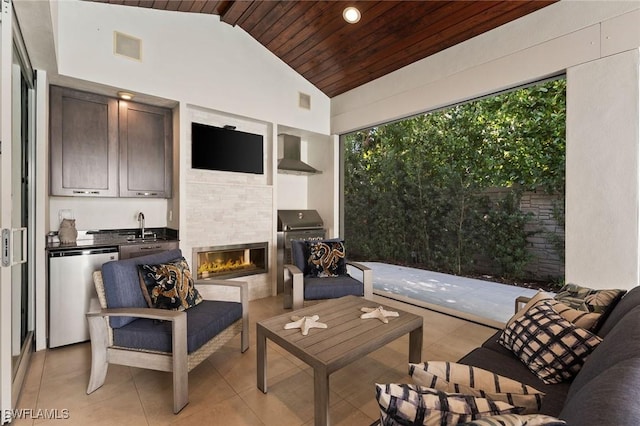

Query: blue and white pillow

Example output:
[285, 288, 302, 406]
[409, 361, 545, 414]
[375, 383, 520, 426]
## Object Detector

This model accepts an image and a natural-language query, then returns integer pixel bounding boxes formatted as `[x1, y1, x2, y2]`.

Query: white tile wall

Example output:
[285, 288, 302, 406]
[183, 107, 274, 300]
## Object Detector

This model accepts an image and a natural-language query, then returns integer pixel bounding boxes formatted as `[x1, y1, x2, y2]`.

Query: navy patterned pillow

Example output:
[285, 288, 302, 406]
[306, 240, 347, 278]
[138, 257, 203, 311]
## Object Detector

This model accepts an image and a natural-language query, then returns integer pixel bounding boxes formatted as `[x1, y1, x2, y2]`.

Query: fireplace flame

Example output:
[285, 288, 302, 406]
[198, 258, 255, 275]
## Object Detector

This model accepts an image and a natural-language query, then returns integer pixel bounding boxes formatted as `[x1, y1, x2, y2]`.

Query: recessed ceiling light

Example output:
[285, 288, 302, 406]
[117, 91, 134, 100]
[343, 6, 361, 24]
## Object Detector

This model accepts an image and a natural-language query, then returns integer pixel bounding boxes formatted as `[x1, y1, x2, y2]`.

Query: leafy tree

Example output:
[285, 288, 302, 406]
[344, 79, 565, 280]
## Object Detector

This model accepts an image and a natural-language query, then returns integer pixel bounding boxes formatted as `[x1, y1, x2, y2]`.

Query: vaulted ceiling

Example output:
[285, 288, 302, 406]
[91, 1, 556, 97]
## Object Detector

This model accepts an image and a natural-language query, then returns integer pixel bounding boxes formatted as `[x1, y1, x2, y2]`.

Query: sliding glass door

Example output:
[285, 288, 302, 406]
[1, 1, 35, 422]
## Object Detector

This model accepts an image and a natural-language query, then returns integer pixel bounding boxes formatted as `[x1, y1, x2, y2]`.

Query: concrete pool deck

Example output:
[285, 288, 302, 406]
[358, 262, 540, 328]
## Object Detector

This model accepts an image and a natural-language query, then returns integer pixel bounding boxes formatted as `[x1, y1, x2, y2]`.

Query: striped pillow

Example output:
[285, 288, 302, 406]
[500, 301, 602, 384]
[409, 361, 544, 414]
[458, 413, 566, 426]
[375, 384, 521, 426]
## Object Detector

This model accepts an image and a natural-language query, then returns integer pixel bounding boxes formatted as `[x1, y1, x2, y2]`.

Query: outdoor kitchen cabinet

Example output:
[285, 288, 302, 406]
[119, 240, 179, 259]
[50, 86, 172, 198]
[119, 101, 172, 198]
[50, 86, 119, 197]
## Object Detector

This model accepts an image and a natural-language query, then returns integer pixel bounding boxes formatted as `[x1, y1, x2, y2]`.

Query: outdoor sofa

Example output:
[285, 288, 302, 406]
[456, 284, 640, 424]
[376, 284, 640, 425]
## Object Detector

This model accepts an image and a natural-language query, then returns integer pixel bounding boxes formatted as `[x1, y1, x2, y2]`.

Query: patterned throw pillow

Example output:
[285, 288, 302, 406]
[409, 361, 545, 414]
[458, 413, 566, 426]
[509, 291, 601, 332]
[138, 257, 203, 311]
[553, 283, 625, 332]
[499, 302, 602, 384]
[306, 240, 347, 277]
[375, 383, 520, 426]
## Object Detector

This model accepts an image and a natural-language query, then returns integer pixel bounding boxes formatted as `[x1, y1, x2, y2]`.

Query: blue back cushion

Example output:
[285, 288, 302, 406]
[102, 249, 183, 328]
[291, 240, 308, 273]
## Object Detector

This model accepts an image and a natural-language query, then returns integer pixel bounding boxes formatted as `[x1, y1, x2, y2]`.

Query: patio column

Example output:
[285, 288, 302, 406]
[565, 49, 640, 289]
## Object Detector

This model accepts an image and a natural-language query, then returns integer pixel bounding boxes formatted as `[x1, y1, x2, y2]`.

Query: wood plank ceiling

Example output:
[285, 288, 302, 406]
[91, 1, 556, 98]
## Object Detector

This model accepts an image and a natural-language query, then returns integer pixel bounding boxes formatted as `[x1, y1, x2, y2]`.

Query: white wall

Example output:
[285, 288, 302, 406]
[566, 50, 640, 287]
[55, 0, 329, 134]
[331, 2, 640, 290]
[275, 130, 338, 236]
[48, 197, 169, 232]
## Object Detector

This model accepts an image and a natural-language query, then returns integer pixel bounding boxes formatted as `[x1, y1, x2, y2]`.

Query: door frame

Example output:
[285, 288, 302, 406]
[0, 0, 15, 419]
[1, 1, 37, 422]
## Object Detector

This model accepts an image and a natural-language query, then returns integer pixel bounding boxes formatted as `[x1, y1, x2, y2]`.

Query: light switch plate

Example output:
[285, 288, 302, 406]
[58, 209, 74, 222]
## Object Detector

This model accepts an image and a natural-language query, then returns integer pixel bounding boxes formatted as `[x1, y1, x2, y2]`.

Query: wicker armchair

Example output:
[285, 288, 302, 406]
[85, 249, 248, 413]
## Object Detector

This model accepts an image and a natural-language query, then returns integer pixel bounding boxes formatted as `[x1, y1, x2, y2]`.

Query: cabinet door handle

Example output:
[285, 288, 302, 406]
[140, 245, 162, 250]
[73, 190, 100, 195]
[136, 192, 159, 196]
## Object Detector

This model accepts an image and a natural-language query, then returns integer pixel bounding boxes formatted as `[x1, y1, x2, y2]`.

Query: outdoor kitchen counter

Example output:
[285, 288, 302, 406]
[45, 227, 179, 251]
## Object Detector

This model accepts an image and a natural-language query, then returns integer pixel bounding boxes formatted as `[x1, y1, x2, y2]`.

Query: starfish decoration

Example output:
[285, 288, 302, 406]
[284, 315, 328, 335]
[360, 306, 399, 323]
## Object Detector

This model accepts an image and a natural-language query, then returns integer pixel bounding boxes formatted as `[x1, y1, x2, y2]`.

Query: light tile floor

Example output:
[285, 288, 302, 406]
[14, 294, 496, 426]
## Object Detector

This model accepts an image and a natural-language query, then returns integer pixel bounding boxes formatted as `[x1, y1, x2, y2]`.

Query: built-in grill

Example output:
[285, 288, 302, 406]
[277, 209, 326, 307]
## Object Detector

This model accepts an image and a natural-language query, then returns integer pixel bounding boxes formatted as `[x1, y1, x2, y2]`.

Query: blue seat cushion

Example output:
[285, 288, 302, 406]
[101, 249, 183, 328]
[303, 275, 364, 300]
[112, 300, 242, 354]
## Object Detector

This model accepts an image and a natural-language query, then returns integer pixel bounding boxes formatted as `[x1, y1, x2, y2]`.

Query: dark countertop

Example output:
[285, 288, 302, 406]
[46, 227, 179, 251]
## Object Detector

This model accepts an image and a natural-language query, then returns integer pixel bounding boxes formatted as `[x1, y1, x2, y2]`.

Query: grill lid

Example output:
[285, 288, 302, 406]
[277, 209, 324, 231]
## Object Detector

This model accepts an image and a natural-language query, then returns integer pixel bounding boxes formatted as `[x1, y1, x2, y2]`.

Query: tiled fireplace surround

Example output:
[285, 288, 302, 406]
[184, 107, 273, 301]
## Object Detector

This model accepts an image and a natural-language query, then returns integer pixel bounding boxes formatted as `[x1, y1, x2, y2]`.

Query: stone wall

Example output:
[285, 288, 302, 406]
[482, 187, 564, 280]
[519, 191, 565, 279]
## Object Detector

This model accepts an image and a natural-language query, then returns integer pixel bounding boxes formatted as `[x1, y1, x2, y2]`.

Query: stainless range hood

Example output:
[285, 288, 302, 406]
[278, 134, 321, 175]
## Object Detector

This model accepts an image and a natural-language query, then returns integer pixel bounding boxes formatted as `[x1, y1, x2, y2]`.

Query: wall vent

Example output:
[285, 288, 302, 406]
[299, 92, 311, 110]
[114, 31, 142, 61]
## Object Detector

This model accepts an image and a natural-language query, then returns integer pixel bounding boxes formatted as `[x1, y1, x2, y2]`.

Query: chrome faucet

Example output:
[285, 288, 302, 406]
[137, 212, 145, 238]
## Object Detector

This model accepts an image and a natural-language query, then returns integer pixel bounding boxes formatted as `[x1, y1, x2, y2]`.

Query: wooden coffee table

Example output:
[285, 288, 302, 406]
[256, 295, 423, 426]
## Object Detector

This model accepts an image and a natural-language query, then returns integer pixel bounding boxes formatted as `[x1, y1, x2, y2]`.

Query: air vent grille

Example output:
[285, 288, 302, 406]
[299, 92, 311, 110]
[114, 31, 142, 61]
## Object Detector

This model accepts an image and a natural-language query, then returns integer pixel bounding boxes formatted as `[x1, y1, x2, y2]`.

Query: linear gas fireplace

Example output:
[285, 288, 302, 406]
[193, 242, 268, 280]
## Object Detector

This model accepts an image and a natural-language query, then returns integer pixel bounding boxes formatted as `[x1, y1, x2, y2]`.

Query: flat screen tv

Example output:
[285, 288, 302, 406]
[191, 122, 264, 174]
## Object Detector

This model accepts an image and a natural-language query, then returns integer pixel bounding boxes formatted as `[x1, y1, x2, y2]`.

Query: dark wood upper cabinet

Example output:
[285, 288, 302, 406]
[49, 86, 172, 198]
[50, 86, 119, 196]
[119, 101, 172, 198]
